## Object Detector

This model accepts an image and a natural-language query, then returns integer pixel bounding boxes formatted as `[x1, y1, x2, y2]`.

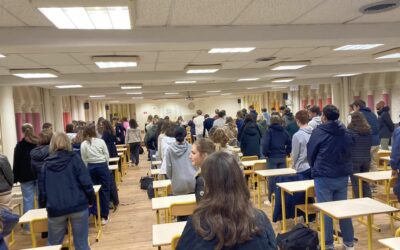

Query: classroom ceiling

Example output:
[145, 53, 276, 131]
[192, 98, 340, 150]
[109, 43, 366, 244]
[0, 0, 400, 102]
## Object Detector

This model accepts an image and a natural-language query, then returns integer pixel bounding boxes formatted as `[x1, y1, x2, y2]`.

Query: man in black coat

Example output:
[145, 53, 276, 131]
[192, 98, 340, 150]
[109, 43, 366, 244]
[376, 101, 394, 150]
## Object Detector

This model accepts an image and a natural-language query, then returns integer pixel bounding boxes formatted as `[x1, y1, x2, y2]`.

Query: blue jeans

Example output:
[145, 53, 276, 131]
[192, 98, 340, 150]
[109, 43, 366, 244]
[21, 180, 37, 231]
[267, 157, 286, 201]
[314, 177, 354, 248]
[48, 209, 90, 250]
[88, 162, 110, 219]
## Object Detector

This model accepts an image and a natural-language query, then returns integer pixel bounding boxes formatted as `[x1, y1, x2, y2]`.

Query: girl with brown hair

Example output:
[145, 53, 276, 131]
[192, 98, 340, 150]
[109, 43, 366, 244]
[177, 152, 277, 250]
[348, 111, 373, 198]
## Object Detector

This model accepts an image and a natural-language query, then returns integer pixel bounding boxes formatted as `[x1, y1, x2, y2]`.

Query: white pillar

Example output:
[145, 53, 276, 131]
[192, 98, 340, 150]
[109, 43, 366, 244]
[88, 101, 94, 122]
[42, 88, 54, 124]
[0, 87, 18, 163]
[92, 101, 98, 121]
[77, 99, 85, 121]
[71, 96, 78, 120]
[53, 96, 64, 132]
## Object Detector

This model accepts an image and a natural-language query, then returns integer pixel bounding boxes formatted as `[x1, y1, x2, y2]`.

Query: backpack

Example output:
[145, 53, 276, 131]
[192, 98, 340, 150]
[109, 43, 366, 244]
[276, 223, 319, 250]
[140, 176, 153, 190]
[147, 183, 155, 199]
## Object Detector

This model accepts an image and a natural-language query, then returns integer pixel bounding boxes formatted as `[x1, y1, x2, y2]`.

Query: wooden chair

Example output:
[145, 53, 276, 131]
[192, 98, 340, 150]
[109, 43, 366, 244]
[375, 176, 399, 232]
[30, 218, 73, 248]
[168, 201, 197, 223]
[240, 155, 258, 162]
[377, 151, 391, 170]
[294, 186, 318, 226]
[171, 234, 181, 250]
[250, 162, 267, 200]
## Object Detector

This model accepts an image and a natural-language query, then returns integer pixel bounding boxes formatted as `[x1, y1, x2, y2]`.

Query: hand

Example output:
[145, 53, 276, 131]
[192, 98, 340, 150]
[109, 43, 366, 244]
[392, 170, 398, 177]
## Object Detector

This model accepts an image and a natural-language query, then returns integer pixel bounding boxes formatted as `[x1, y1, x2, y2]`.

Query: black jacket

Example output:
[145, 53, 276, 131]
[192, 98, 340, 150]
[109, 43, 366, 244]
[239, 121, 262, 157]
[359, 107, 380, 146]
[377, 106, 394, 139]
[39, 150, 95, 218]
[348, 128, 372, 163]
[307, 121, 353, 178]
[0, 155, 13, 193]
[176, 209, 277, 250]
[102, 131, 118, 158]
[262, 124, 291, 159]
[30, 145, 50, 178]
[13, 138, 37, 183]
[115, 123, 126, 144]
[195, 175, 204, 203]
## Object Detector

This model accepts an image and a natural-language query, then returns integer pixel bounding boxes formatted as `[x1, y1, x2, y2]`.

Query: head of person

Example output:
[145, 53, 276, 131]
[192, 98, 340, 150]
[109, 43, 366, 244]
[236, 111, 243, 119]
[270, 115, 283, 126]
[129, 119, 138, 129]
[65, 123, 74, 133]
[174, 126, 186, 144]
[208, 126, 218, 139]
[22, 123, 38, 144]
[42, 122, 53, 132]
[256, 114, 264, 123]
[153, 115, 159, 124]
[249, 105, 254, 111]
[83, 124, 97, 142]
[102, 120, 115, 135]
[212, 128, 229, 149]
[225, 116, 234, 125]
[295, 110, 309, 127]
[348, 104, 354, 113]
[279, 106, 286, 114]
[308, 105, 321, 119]
[376, 100, 385, 112]
[218, 110, 226, 118]
[147, 115, 153, 123]
[271, 107, 276, 112]
[164, 116, 170, 121]
[192, 152, 260, 249]
[322, 105, 340, 123]
[196, 110, 203, 116]
[177, 116, 183, 123]
[163, 122, 175, 137]
[96, 117, 105, 134]
[72, 128, 84, 145]
[241, 108, 247, 116]
[284, 107, 291, 115]
[244, 114, 253, 123]
[352, 100, 366, 112]
[49, 132, 72, 154]
[261, 108, 267, 113]
[204, 114, 210, 119]
[190, 138, 216, 167]
[215, 109, 219, 115]
[38, 130, 53, 145]
[122, 117, 128, 122]
[348, 111, 371, 135]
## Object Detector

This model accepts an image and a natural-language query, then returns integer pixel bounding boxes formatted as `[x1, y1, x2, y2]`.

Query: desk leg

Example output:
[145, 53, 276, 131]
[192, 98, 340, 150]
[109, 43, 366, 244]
[358, 178, 363, 198]
[367, 215, 373, 250]
[281, 189, 287, 232]
[96, 191, 102, 242]
[156, 210, 160, 224]
[257, 175, 261, 209]
[320, 211, 325, 250]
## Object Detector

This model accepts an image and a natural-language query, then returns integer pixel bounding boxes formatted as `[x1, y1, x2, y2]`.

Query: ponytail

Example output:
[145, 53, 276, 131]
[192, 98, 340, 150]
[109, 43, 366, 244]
[22, 123, 38, 144]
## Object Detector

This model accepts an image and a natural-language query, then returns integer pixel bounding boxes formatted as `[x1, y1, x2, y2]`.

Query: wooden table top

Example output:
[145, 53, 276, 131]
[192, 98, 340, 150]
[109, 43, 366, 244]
[255, 168, 296, 177]
[21, 245, 62, 250]
[153, 179, 171, 189]
[241, 159, 267, 167]
[152, 160, 162, 165]
[277, 179, 314, 193]
[152, 194, 196, 210]
[313, 197, 399, 219]
[379, 237, 400, 250]
[117, 147, 127, 152]
[109, 157, 120, 162]
[152, 222, 186, 246]
[354, 170, 392, 182]
[151, 169, 161, 175]
[378, 149, 391, 154]
[94, 185, 101, 193]
[380, 156, 391, 161]
[109, 165, 118, 170]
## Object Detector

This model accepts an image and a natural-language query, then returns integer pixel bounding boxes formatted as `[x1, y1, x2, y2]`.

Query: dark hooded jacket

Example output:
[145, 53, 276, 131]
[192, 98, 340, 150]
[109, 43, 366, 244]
[283, 112, 299, 138]
[348, 128, 372, 163]
[239, 121, 262, 157]
[377, 106, 394, 139]
[30, 145, 50, 178]
[359, 107, 380, 146]
[262, 124, 291, 159]
[307, 121, 353, 178]
[39, 150, 95, 217]
[13, 138, 37, 183]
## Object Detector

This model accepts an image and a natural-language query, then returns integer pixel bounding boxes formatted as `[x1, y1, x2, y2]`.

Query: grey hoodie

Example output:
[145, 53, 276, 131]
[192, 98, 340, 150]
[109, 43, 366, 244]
[166, 142, 196, 195]
[308, 116, 322, 130]
[291, 127, 313, 173]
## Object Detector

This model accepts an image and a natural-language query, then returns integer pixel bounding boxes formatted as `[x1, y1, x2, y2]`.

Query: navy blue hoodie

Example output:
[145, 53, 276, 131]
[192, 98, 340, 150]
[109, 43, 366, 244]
[359, 107, 380, 146]
[262, 124, 291, 159]
[239, 121, 262, 157]
[39, 150, 95, 218]
[307, 121, 353, 178]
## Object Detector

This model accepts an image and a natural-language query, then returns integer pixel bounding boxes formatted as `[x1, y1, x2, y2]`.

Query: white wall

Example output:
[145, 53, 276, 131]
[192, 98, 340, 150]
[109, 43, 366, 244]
[135, 97, 241, 129]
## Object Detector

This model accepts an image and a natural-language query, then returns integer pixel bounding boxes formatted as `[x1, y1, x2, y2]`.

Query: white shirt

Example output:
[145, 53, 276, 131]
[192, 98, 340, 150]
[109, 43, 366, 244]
[193, 115, 205, 135]
[80, 138, 109, 166]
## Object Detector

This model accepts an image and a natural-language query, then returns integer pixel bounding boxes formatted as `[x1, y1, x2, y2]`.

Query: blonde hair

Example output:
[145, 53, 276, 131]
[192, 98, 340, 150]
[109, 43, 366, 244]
[212, 128, 229, 149]
[22, 123, 38, 144]
[49, 132, 72, 153]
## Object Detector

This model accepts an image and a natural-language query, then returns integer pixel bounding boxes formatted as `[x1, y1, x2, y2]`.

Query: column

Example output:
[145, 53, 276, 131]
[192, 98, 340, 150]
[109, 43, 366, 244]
[367, 90, 374, 110]
[326, 96, 332, 105]
[318, 96, 323, 110]
[0, 87, 18, 163]
[32, 105, 42, 135]
[71, 96, 79, 121]
[25, 110, 33, 124]
[14, 104, 23, 141]
[42, 89, 54, 125]
[77, 99, 85, 121]
[53, 96, 64, 133]
[382, 89, 389, 106]
[92, 101, 98, 121]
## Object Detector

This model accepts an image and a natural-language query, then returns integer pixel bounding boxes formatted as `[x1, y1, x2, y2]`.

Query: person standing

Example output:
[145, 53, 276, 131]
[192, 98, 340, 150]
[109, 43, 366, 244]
[307, 105, 322, 129]
[249, 105, 258, 121]
[203, 114, 214, 138]
[376, 101, 394, 150]
[212, 110, 226, 128]
[126, 119, 142, 167]
[0, 154, 14, 210]
[239, 114, 262, 157]
[390, 126, 400, 201]
[307, 105, 354, 250]
[262, 108, 271, 126]
[291, 110, 312, 180]
[13, 123, 38, 233]
[193, 110, 205, 140]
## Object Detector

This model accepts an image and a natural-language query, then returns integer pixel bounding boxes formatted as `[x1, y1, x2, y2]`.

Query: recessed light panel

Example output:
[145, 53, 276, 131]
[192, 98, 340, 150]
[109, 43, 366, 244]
[10, 68, 59, 78]
[334, 44, 384, 51]
[55, 85, 82, 89]
[132, 97, 144, 100]
[237, 78, 259, 81]
[175, 80, 197, 84]
[247, 87, 259, 90]
[221, 93, 232, 96]
[334, 73, 360, 77]
[93, 56, 139, 69]
[126, 92, 142, 95]
[374, 48, 400, 59]
[271, 77, 295, 83]
[0, 54, 5, 58]
[185, 64, 221, 74]
[120, 83, 142, 89]
[90, 95, 105, 98]
[208, 47, 255, 53]
[270, 61, 311, 71]
[165, 92, 179, 95]
[207, 90, 221, 93]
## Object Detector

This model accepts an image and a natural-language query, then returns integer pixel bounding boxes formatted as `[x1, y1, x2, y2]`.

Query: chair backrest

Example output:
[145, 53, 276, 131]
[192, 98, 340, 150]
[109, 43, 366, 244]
[240, 156, 258, 162]
[395, 227, 400, 237]
[386, 176, 398, 201]
[170, 201, 197, 221]
[30, 218, 48, 247]
[253, 162, 265, 171]
[171, 234, 181, 250]
[305, 186, 316, 205]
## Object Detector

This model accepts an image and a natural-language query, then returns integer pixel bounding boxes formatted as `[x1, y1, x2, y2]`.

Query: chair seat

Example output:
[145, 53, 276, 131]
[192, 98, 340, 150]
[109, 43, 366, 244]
[295, 204, 318, 213]
[374, 194, 399, 204]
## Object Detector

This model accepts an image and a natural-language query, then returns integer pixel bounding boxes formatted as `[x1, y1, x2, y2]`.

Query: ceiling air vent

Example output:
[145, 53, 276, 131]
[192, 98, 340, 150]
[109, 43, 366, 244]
[255, 57, 276, 63]
[360, 0, 399, 14]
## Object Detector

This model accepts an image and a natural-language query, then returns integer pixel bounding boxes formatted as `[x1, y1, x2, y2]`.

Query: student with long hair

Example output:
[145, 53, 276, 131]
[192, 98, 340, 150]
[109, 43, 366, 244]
[126, 119, 142, 166]
[13, 123, 38, 233]
[211, 128, 230, 152]
[238, 114, 262, 157]
[40, 132, 94, 250]
[348, 111, 373, 198]
[177, 152, 277, 250]
[190, 138, 215, 202]
[81, 125, 111, 225]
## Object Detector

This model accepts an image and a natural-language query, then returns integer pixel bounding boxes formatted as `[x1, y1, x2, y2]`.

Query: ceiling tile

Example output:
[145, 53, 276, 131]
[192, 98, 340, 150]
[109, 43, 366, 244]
[191, 51, 233, 64]
[156, 63, 186, 71]
[170, 0, 252, 25]
[223, 61, 250, 69]
[234, 0, 324, 25]
[0, 67, 9, 75]
[0, 6, 25, 26]
[23, 53, 79, 66]
[350, 7, 400, 23]
[0, 54, 40, 67]
[69, 52, 113, 64]
[51, 65, 91, 74]
[135, 0, 172, 26]
[229, 48, 279, 61]
[0, 0, 52, 26]
[158, 51, 199, 63]
[273, 48, 315, 59]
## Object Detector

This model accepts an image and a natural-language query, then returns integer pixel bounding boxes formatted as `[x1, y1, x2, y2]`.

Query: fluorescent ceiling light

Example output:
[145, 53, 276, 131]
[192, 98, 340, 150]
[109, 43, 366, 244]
[271, 77, 295, 83]
[221, 93, 232, 96]
[237, 78, 259, 81]
[334, 73, 360, 77]
[55, 85, 82, 89]
[0, 54, 5, 58]
[132, 97, 144, 100]
[109, 100, 120, 103]
[208, 47, 255, 53]
[374, 48, 400, 59]
[247, 87, 259, 90]
[120, 83, 142, 89]
[207, 90, 221, 93]
[270, 61, 311, 71]
[10, 68, 59, 78]
[90, 95, 105, 98]
[126, 92, 142, 95]
[185, 64, 222, 74]
[175, 80, 197, 84]
[334, 44, 384, 51]
[38, 6, 131, 30]
[165, 92, 179, 95]
[272, 86, 288, 89]
[93, 56, 139, 68]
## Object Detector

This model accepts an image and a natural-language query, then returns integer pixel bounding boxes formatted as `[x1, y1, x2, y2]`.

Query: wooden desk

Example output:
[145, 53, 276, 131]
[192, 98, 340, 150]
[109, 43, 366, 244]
[313, 197, 399, 250]
[254, 168, 296, 208]
[380, 156, 391, 171]
[277, 180, 314, 232]
[152, 160, 162, 166]
[379, 237, 400, 250]
[116, 147, 127, 152]
[109, 157, 120, 163]
[153, 180, 172, 198]
[22, 245, 62, 250]
[152, 222, 186, 250]
[241, 159, 266, 168]
[152, 194, 195, 223]
[151, 169, 162, 180]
